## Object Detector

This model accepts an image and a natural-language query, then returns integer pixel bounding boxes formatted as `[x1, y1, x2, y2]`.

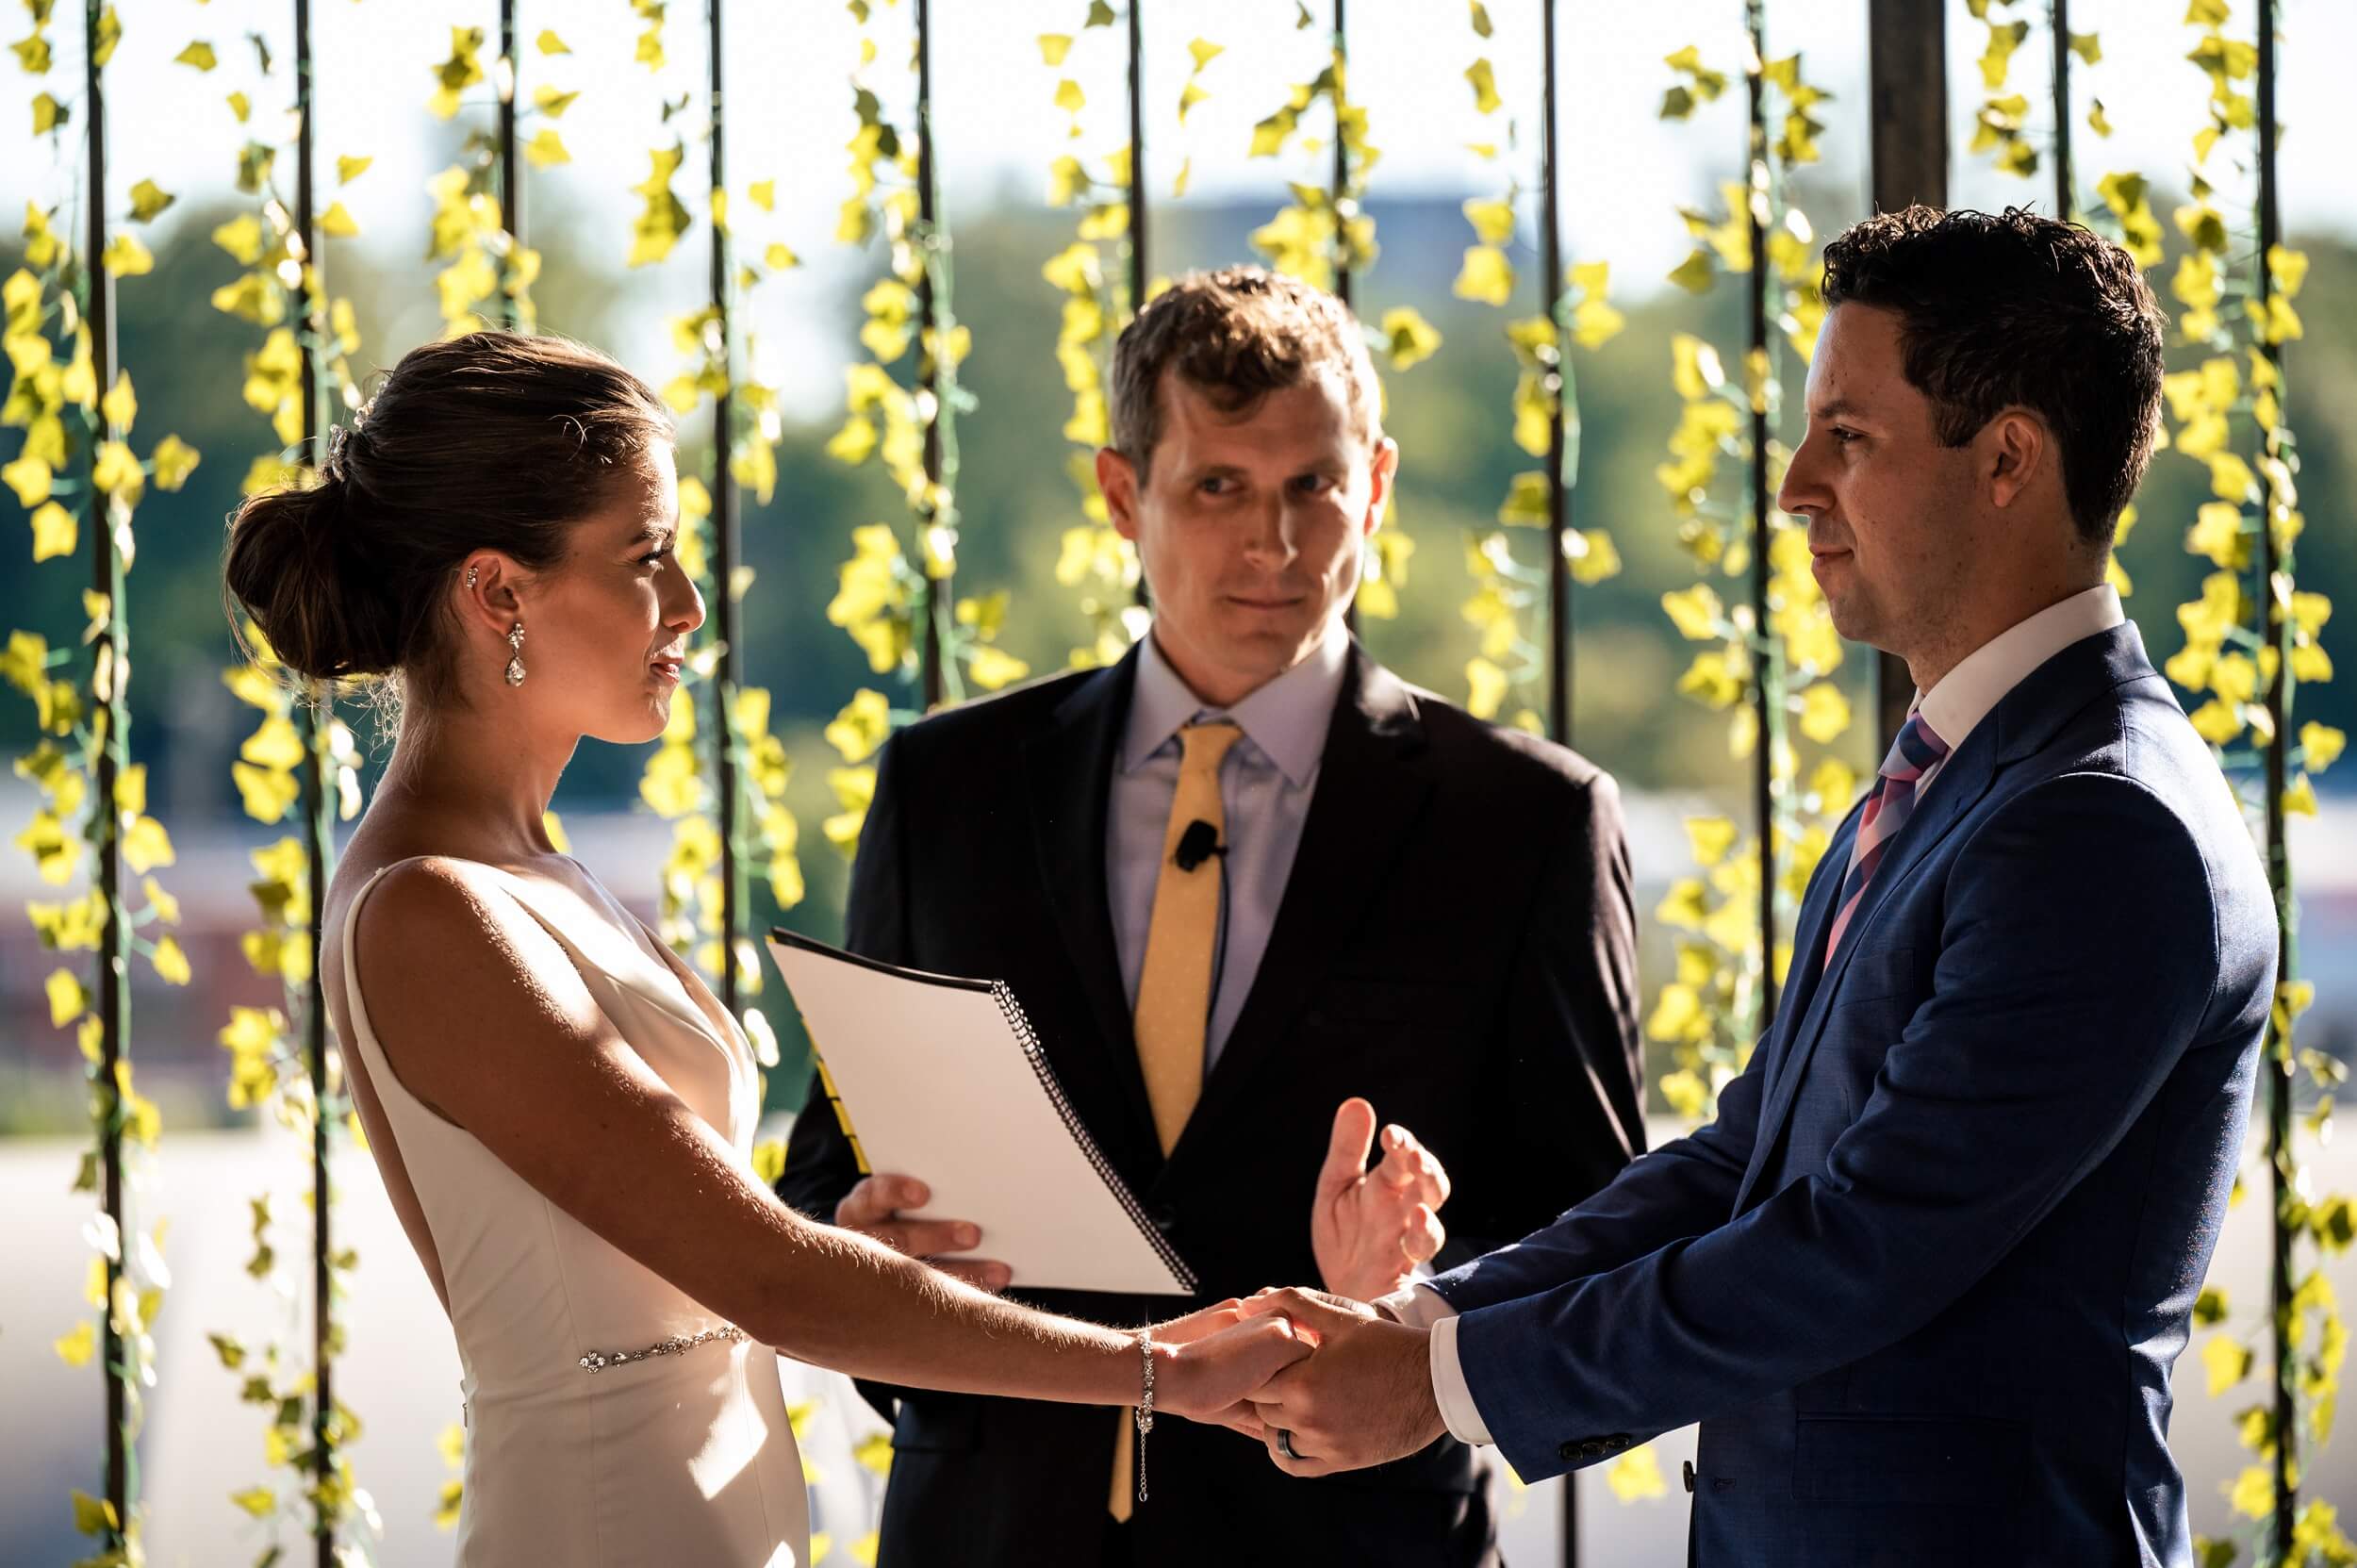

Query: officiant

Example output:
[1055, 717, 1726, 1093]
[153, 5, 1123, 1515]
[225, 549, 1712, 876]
[777, 264, 1645, 1568]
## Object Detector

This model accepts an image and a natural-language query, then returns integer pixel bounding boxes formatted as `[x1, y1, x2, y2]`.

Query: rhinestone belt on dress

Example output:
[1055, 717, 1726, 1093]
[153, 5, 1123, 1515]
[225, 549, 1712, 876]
[578, 1325, 748, 1374]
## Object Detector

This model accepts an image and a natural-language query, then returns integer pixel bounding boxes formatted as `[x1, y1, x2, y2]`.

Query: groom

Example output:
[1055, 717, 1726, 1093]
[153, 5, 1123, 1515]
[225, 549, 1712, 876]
[780, 265, 1646, 1565]
[1234, 206, 2280, 1568]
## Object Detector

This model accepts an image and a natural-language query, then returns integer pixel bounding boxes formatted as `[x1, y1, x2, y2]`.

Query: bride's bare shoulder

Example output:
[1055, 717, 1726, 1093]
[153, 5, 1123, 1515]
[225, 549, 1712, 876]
[343, 855, 590, 1030]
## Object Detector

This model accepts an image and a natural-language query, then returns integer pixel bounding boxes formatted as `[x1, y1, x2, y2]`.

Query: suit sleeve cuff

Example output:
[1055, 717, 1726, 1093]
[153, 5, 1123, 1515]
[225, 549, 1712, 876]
[1428, 1313, 1493, 1447]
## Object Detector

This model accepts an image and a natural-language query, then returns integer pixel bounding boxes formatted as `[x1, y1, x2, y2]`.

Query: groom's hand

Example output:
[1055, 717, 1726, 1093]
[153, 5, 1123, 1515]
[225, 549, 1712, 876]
[834, 1173, 1011, 1291]
[1311, 1098, 1450, 1303]
[1239, 1287, 1446, 1476]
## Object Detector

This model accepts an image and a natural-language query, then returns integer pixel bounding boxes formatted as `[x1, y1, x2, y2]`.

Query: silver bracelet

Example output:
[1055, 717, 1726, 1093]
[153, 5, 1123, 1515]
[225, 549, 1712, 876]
[1134, 1326, 1156, 1505]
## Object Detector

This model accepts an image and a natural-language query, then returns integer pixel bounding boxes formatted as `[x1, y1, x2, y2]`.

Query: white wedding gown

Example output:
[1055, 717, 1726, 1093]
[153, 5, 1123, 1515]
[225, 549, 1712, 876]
[340, 862, 811, 1566]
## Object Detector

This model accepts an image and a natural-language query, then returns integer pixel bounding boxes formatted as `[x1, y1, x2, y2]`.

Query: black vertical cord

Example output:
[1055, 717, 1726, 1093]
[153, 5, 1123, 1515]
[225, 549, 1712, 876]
[497, 0, 520, 315]
[2255, 2, 2295, 1554]
[291, 4, 336, 1560]
[915, 0, 947, 709]
[1329, 0, 1350, 311]
[1126, 2, 1151, 615]
[83, 0, 127, 1544]
[2050, 0, 2072, 220]
[708, 0, 744, 1020]
[1125, 0, 1146, 313]
[1745, 0, 1778, 1030]
[1541, 0, 1573, 752]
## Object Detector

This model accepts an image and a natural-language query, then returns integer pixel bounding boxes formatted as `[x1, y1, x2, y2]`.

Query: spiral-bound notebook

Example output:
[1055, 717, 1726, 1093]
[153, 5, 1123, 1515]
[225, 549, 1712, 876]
[766, 929, 1195, 1296]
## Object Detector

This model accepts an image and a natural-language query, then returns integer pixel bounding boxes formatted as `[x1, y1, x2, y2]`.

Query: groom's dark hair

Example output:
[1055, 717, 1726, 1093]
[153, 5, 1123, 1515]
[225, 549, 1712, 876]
[1820, 205, 2165, 546]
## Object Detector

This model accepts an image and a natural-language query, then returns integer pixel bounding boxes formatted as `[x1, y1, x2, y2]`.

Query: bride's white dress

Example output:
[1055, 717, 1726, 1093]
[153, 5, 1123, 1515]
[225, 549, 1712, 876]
[340, 861, 811, 1566]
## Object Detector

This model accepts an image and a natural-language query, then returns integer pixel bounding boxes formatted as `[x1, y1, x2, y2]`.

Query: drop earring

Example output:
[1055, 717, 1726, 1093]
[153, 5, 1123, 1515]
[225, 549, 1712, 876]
[504, 621, 526, 686]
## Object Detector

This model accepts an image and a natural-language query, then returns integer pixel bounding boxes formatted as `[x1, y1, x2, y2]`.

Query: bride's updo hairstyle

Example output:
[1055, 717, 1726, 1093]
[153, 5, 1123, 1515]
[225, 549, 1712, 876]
[223, 329, 672, 716]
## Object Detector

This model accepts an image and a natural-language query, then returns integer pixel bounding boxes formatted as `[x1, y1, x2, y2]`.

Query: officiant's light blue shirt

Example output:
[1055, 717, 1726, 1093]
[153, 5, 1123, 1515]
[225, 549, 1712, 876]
[1108, 619, 1349, 1070]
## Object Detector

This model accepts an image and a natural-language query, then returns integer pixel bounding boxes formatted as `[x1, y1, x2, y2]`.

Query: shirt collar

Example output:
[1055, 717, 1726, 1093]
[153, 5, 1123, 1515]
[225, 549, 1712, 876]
[1121, 619, 1349, 787]
[1914, 584, 2125, 754]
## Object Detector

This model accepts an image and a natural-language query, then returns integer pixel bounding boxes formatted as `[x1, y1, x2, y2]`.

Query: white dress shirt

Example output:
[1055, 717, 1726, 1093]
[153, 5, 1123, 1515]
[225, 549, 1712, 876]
[1382, 583, 2127, 1449]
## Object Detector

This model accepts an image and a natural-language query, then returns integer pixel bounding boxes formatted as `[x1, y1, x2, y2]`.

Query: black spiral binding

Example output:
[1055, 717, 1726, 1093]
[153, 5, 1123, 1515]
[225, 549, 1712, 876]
[988, 982, 1197, 1295]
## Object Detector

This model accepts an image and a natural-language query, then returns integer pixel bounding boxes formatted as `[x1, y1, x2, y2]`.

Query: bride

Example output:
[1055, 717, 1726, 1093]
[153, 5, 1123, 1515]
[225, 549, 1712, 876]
[221, 331, 1348, 1565]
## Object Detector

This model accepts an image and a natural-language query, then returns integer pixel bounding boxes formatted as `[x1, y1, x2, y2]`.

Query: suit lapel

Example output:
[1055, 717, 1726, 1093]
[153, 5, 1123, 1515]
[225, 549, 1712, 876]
[1733, 734, 1998, 1212]
[1172, 648, 1436, 1164]
[1022, 651, 1162, 1161]
[1730, 620, 2157, 1212]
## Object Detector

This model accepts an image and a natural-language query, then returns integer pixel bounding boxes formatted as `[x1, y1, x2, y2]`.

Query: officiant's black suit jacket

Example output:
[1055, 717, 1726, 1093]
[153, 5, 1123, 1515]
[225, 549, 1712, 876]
[777, 638, 1645, 1568]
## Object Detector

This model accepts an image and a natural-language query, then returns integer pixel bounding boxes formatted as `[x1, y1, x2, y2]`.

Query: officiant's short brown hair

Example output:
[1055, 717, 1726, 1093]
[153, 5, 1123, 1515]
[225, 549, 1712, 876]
[1109, 265, 1381, 481]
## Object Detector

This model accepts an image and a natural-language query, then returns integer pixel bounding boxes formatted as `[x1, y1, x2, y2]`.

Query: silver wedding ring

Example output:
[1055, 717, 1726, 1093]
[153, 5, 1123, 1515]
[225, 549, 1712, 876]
[1276, 1428, 1297, 1461]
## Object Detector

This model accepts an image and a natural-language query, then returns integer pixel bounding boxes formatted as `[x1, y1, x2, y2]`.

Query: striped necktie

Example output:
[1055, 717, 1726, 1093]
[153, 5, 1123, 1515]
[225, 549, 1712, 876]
[1823, 713, 1950, 967]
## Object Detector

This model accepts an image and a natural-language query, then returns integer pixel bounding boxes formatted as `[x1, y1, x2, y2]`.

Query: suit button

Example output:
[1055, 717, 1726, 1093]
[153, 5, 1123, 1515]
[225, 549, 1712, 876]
[1682, 1460, 1696, 1494]
[1558, 1440, 1580, 1462]
[1605, 1434, 1632, 1454]
[1147, 1204, 1178, 1236]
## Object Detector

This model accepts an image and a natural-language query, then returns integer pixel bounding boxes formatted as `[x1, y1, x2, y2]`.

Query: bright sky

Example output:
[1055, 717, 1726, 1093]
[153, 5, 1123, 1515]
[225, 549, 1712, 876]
[7, 0, 2350, 418]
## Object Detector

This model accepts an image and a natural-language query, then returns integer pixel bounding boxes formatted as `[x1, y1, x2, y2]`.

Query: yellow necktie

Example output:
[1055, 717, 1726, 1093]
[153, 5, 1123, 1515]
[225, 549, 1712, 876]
[1112, 718, 1241, 1522]
[1132, 719, 1242, 1155]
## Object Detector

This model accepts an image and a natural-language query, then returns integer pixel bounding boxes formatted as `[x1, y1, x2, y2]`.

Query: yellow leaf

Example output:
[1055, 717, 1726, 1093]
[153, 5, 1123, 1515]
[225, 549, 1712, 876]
[175, 41, 219, 72]
[1685, 816, 1739, 866]
[101, 234, 154, 277]
[1464, 657, 1508, 720]
[230, 762, 301, 826]
[226, 90, 251, 124]
[525, 129, 570, 168]
[764, 242, 800, 272]
[318, 202, 360, 238]
[1607, 1444, 1666, 1500]
[1798, 682, 1851, 743]
[1038, 33, 1072, 66]
[1188, 38, 1224, 71]
[1568, 530, 1621, 585]
[152, 935, 190, 986]
[150, 434, 200, 491]
[1380, 306, 1442, 371]
[30, 91, 61, 135]
[127, 179, 174, 222]
[1461, 197, 1516, 246]
[337, 154, 372, 184]
[2230, 1462, 2274, 1520]
[1667, 248, 1717, 293]
[1662, 585, 1724, 640]
[1453, 245, 1513, 307]
[91, 440, 142, 503]
[211, 213, 265, 266]
[230, 1486, 276, 1519]
[1465, 58, 1501, 115]
[2203, 1333, 2253, 1396]
[47, 967, 84, 1028]
[2302, 723, 2345, 773]
[3, 454, 53, 507]
[1054, 79, 1085, 114]
[29, 501, 75, 561]
[142, 876, 180, 926]
[963, 643, 1026, 692]
[56, 1322, 96, 1368]
[100, 370, 135, 431]
[124, 816, 175, 874]
[536, 29, 570, 55]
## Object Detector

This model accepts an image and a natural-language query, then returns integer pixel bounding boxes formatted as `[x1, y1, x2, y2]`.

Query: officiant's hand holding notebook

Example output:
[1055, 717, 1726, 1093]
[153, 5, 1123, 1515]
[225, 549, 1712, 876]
[766, 929, 1196, 1296]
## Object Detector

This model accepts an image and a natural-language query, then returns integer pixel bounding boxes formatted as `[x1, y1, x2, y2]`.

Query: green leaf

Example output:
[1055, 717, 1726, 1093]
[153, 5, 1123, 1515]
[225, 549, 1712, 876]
[2194, 1285, 2229, 1326]
[1470, 2, 1493, 40]
[1496, 470, 1550, 526]
[1086, 0, 1115, 25]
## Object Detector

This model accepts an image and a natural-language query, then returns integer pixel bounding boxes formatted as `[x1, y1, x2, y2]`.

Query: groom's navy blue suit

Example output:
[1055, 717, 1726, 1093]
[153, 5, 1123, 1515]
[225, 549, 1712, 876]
[1426, 622, 2276, 1567]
